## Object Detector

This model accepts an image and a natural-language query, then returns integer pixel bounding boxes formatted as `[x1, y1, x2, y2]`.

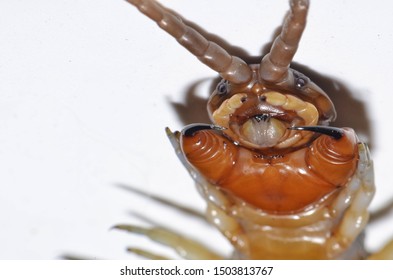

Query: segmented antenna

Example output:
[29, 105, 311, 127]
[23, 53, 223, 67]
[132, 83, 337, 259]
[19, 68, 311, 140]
[127, 0, 253, 84]
[259, 0, 309, 83]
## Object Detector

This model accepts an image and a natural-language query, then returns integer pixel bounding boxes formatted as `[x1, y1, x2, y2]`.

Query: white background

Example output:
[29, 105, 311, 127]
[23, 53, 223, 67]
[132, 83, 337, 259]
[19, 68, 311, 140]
[1, 0, 393, 259]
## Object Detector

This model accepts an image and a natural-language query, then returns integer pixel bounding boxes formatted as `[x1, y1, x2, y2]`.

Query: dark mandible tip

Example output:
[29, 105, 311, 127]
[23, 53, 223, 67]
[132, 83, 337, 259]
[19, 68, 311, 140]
[289, 125, 344, 140]
[182, 123, 225, 137]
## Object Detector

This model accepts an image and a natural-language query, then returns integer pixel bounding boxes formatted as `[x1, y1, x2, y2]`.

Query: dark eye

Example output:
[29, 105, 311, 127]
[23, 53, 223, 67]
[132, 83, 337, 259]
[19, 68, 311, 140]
[217, 80, 229, 95]
[295, 77, 307, 89]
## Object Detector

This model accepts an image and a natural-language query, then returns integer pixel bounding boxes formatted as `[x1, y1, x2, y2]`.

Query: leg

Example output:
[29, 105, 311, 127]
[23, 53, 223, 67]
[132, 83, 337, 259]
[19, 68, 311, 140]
[326, 143, 376, 258]
[126, 247, 170, 260]
[368, 239, 393, 260]
[114, 224, 223, 259]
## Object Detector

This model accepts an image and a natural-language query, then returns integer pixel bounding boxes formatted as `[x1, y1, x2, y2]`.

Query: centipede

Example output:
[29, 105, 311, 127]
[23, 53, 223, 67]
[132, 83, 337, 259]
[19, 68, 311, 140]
[114, 0, 393, 259]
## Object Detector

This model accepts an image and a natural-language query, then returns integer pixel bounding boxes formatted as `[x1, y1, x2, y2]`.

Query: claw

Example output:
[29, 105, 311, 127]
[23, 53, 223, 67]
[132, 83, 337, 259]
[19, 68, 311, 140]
[289, 125, 344, 140]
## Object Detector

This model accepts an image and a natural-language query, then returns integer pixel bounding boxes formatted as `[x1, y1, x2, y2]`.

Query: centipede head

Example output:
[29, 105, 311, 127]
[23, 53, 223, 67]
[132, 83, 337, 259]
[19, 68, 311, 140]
[206, 0, 336, 153]
[208, 67, 336, 153]
[128, 0, 336, 153]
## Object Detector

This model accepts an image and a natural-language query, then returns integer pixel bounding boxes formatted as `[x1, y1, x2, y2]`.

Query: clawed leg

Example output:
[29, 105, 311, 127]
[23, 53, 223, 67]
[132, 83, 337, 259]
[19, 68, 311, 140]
[114, 224, 223, 260]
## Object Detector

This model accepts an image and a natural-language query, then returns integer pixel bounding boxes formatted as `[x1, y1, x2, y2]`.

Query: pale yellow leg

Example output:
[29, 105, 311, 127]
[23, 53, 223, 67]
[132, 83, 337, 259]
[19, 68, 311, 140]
[114, 224, 223, 260]
[326, 143, 376, 258]
[368, 239, 393, 260]
[126, 247, 170, 260]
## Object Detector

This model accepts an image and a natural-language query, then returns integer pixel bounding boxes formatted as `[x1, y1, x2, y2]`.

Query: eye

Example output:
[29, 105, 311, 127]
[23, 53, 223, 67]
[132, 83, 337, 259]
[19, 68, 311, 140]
[295, 76, 307, 89]
[295, 77, 307, 89]
[216, 80, 229, 95]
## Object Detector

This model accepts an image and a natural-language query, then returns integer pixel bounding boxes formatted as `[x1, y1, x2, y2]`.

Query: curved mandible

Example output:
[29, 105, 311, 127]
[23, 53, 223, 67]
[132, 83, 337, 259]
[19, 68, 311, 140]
[259, 0, 309, 83]
[127, 0, 253, 84]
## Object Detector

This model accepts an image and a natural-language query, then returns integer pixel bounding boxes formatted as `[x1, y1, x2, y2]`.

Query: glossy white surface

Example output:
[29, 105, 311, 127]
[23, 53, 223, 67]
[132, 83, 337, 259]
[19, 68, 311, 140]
[1, 0, 392, 259]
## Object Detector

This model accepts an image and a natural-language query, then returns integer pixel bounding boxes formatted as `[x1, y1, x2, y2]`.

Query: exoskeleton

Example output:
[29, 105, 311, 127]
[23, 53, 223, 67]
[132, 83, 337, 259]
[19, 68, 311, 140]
[117, 0, 393, 259]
